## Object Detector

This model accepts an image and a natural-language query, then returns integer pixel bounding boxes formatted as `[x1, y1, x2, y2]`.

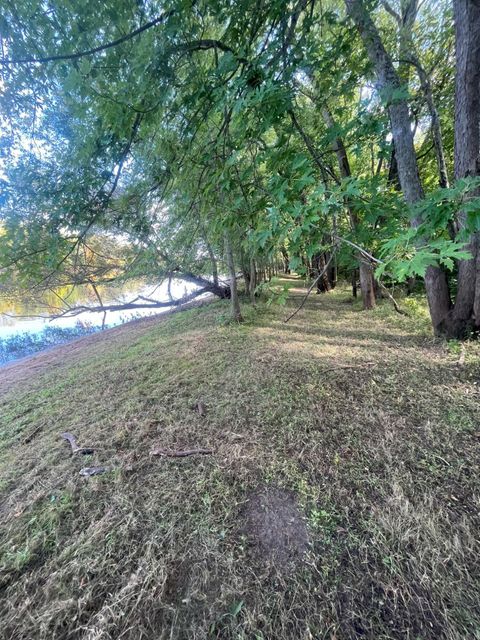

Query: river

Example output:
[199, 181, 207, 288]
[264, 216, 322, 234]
[0, 279, 202, 364]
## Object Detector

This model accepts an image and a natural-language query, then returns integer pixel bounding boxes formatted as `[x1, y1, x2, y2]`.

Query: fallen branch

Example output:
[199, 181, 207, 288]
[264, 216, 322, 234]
[377, 282, 409, 316]
[284, 250, 336, 323]
[61, 432, 95, 455]
[22, 426, 43, 444]
[79, 466, 109, 476]
[150, 447, 213, 457]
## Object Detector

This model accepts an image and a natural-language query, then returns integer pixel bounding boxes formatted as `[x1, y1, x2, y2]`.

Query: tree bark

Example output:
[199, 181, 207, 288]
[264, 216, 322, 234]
[444, 0, 480, 337]
[249, 256, 257, 304]
[359, 261, 376, 309]
[345, 0, 451, 333]
[205, 239, 219, 287]
[314, 253, 331, 292]
[224, 231, 242, 322]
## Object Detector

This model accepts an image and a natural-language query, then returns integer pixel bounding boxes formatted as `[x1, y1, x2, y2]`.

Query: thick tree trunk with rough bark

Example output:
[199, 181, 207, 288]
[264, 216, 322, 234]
[224, 232, 242, 322]
[442, 0, 480, 337]
[345, 0, 451, 333]
[359, 261, 376, 309]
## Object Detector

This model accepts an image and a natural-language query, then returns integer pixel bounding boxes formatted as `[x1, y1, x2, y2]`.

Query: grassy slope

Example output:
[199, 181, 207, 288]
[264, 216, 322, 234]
[0, 278, 479, 640]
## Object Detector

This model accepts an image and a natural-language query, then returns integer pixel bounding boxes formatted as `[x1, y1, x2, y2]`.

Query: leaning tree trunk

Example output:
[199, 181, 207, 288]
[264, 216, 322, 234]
[224, 231, 243, 322]
[345, 0, 451, 333]
[444, 0, 480, 337]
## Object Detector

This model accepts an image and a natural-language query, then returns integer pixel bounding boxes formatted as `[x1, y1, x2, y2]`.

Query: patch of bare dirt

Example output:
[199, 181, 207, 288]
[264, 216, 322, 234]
[241, 486, 309, 566]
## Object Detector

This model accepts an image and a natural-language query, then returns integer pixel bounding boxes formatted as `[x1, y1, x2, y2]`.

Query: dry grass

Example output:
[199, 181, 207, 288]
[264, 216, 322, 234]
[0, 277, 479, 640]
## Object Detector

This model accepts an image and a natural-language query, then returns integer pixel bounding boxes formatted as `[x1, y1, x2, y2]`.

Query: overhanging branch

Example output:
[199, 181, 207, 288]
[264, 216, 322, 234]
[0, 12, 173, 65]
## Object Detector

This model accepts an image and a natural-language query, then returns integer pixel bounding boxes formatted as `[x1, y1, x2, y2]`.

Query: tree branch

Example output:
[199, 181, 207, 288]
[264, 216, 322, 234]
[0, 12, 173, 65]
[284, 250, 336, 322]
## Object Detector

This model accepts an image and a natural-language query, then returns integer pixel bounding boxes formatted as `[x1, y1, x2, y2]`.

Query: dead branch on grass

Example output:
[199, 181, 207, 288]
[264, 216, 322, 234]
[150, 447, 213, 457]
[61, 432, 95, 455]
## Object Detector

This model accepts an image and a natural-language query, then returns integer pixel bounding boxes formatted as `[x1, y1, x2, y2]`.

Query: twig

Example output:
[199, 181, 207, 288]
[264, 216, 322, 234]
[79, 466, 109, 476]
[22, 426, 43, 444]
[284, 250, 336, 323]
[150, 447, 213, 457]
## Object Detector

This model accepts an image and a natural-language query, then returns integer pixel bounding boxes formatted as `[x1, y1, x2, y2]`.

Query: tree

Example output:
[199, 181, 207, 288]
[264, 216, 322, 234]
[0, 0, 478, 335]
[345, 0, 480, 336]
[444, 0, 480, 336]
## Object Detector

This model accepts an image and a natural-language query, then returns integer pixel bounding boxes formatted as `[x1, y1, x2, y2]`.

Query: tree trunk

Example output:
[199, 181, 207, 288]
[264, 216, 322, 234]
[249, 256, 256, 304]
[406, 276, 417, 296]
[329, 251, 337, 289]
[345, 0, 451, 333]
[387, 143, 401, 190]
[352, 270, 358, 298]
[443, 0, 480, 337]
[314, 253, 331, 293]
[396, 0, 450, 188]
[359, 261, 376, 309]
[321, 104, 376, 309]
[224, 232, 242, 322]
[416, 64, 450, 189]
[205, 239, 219, 288]
[175, 271, 230, 299]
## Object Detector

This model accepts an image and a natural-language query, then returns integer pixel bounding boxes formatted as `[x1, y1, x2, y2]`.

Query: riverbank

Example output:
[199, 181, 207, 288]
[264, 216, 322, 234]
[0, 277, 207, 365]
[0, 279, 479, 640]
[0, 295, 215, 388]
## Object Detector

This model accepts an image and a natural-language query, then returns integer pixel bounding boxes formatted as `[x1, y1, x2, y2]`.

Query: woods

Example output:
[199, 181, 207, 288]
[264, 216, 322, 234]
[0, 1, 479, 332]
[1, 4, 480, 639]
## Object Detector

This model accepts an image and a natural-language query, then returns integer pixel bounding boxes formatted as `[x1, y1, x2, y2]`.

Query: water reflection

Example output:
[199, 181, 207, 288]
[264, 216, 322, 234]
[0, 279, 199, 339]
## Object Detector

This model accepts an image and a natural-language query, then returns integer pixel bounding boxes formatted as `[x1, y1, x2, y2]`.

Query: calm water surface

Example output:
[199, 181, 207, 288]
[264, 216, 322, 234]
[0, 279, 200, 339]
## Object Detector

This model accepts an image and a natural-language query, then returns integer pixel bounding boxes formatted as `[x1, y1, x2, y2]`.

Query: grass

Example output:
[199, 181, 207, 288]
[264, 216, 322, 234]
[0, 277, 479, 640]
